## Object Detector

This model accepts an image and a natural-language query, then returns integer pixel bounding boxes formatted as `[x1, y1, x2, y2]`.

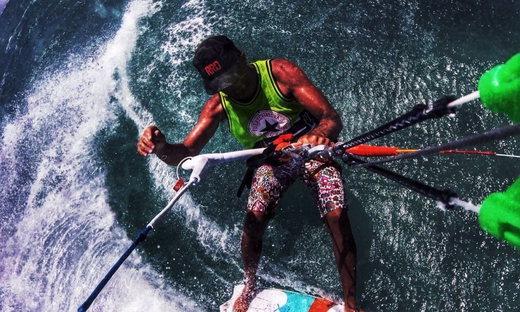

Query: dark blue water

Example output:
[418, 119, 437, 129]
[1, 0, 520, 311]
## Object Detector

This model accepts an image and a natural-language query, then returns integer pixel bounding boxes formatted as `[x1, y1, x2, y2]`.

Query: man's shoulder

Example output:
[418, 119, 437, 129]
[201, 94, 225, 118]
[251, 58, 301, 73]
[268, 58, 302, 77]
[269, 58, 297, 69]
[268, 58, 307, 86]
[206, 93, 224, 107]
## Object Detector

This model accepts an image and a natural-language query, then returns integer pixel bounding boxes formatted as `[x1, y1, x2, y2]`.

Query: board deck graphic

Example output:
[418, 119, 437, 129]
[220, 285, 344, 312]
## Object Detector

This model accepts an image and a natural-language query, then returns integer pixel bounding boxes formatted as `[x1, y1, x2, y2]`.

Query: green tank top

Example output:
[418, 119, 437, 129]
[219, 59, 317, 148]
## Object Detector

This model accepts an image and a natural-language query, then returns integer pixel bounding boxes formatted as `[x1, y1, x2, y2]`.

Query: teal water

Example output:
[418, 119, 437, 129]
[1, 0, 520, 311]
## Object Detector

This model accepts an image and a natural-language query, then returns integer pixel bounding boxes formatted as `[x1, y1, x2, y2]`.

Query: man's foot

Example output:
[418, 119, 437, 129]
[233, 282, 258, 312]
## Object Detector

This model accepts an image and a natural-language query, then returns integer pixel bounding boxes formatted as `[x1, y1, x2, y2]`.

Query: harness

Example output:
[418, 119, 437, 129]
[236, 133, 342, 197]
[236, 133, 296, 197]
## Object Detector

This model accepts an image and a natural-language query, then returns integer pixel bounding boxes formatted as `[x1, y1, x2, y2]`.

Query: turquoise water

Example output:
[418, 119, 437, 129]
[1, 0, 520, 311]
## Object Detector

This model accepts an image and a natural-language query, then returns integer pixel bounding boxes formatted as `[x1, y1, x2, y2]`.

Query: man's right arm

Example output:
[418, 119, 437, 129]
[137, 95, 225, 166]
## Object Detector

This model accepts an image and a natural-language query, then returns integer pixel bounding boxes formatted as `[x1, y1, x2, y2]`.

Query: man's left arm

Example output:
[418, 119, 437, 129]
[272, 59, 343, 146]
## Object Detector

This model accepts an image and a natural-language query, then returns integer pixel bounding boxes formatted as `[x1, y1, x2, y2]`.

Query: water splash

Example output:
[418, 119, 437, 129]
[0, 0, 201, 310]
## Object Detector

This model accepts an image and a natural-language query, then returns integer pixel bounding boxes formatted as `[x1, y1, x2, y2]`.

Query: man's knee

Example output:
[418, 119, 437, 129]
[324, 208, 350, 226]
[324, 208, 355, 242]
[243, 211, 269, 240]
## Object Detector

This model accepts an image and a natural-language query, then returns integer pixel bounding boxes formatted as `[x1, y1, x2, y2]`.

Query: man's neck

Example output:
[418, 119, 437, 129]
[224, 65, 258, 103]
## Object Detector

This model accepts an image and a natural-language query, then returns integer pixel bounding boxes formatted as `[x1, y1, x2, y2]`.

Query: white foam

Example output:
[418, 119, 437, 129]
[160, 0, 214, 66]
[138, 0, 239, 259]
[0, 0, 8, 16]
[0, 0, 204, 310]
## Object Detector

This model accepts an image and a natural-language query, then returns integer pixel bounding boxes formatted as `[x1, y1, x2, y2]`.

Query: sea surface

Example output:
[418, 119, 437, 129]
[1, 0, 520, 311]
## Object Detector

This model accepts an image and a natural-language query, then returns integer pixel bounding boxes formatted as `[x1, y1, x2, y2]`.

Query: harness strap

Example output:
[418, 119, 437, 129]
[236, 134, 295, 198]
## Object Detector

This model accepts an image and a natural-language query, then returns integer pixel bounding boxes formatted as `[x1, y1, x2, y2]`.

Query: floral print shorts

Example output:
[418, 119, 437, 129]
[247, 158, 346, 219]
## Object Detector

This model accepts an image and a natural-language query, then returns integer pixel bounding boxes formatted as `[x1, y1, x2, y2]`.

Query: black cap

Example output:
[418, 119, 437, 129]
[193, 35, 242, 95]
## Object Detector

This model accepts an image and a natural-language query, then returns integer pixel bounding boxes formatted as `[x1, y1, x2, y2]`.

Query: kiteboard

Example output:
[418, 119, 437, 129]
[220, 284, 344, 312]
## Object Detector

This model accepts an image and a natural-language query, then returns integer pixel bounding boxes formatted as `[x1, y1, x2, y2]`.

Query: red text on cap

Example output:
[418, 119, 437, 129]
[205, 61, 222, 76]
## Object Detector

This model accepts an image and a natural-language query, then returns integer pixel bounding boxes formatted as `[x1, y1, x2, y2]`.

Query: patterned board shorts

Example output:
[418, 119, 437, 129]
[247, 158, 346, 219]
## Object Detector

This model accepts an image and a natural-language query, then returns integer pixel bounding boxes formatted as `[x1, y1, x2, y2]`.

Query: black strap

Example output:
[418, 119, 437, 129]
[342, 153, 457, 207]
[334, 95, 457, 152]
[78, 226, 153, 311]
[236, 145, 281, 198]
[236, 167, 255, 198]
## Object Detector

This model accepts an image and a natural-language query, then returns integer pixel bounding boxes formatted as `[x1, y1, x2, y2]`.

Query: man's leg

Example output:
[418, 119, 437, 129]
[234, 164, 294, 312]
[301, 159, 363, 311]
[323, 208, 363, 312]
[233, 210, 269, 312]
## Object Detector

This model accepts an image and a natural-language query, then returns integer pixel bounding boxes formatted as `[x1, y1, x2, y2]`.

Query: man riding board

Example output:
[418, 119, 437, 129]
[137, 35, 364, 312]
